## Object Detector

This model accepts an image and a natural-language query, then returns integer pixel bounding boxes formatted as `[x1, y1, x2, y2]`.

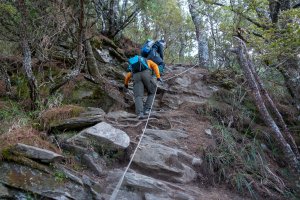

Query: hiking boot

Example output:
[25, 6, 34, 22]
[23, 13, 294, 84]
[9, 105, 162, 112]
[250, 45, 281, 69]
[144, 108, 151, 115]
[137, 112, 144, 120]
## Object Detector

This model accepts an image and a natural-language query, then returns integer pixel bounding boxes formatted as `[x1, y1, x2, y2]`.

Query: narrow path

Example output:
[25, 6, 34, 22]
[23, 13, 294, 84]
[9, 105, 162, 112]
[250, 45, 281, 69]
[104, 66, 248, 200]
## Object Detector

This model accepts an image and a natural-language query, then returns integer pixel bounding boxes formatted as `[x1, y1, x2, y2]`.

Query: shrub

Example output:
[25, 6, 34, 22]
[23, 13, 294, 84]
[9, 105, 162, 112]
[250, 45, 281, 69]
[204, 125, 288, 199]
[39, 104, 84, 129]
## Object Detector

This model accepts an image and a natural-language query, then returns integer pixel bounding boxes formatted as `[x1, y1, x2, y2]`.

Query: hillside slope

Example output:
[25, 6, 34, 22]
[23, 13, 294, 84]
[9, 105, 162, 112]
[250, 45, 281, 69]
[0, 64, 255, 200]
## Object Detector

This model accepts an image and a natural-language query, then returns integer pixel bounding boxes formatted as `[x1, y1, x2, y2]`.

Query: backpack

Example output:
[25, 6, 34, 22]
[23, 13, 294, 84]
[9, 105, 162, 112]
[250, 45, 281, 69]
[140, 39, 154, 57]
[128, 55, 149, 73]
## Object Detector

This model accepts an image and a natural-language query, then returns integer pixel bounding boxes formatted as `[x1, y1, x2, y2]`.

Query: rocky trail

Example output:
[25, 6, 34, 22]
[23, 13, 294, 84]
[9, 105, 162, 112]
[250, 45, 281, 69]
[0, 65, 248, 200]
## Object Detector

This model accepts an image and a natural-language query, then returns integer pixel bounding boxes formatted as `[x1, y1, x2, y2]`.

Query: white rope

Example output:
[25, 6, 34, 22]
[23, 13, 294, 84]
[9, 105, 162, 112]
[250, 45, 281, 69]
[164, 64, 198, 81]
[109, 85, 158, 200]
[109, 64, 198, 199]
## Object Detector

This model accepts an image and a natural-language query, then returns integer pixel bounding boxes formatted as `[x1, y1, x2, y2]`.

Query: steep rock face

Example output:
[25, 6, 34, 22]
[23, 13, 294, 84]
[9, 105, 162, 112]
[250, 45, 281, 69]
[161, 66, 213, 109]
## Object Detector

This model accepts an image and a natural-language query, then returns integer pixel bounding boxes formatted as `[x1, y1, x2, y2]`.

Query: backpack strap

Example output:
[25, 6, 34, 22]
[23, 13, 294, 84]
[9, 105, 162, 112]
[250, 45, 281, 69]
[140, 57, 149, 69]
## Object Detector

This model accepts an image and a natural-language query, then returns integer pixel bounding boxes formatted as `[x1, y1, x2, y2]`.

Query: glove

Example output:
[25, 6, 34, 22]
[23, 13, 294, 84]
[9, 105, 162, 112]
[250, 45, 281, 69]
[157, 78, 164, 85]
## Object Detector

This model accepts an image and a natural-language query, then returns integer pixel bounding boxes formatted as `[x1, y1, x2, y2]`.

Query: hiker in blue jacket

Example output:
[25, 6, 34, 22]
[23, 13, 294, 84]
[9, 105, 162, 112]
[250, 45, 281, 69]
[147, 40, 166, 75]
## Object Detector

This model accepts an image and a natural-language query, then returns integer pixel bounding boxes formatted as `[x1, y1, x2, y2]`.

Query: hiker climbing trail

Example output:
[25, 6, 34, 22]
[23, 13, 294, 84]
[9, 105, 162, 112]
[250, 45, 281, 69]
[110, 64, 199, 199]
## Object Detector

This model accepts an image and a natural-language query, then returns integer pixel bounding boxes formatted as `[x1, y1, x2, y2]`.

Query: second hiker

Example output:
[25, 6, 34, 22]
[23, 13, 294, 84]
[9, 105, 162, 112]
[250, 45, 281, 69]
[141, 39, 166, 75]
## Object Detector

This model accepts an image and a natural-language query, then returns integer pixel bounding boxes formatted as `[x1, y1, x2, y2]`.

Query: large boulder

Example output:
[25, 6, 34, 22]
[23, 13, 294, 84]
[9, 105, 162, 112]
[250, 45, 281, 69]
[161, 67, 213, 109]
[133, 141, 197, 183]
[68, 122, 130, 150]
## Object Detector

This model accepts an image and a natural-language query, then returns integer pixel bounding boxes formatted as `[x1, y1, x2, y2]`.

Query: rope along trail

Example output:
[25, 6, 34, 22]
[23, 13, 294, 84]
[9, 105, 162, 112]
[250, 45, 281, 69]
[109, 64, 198, 200]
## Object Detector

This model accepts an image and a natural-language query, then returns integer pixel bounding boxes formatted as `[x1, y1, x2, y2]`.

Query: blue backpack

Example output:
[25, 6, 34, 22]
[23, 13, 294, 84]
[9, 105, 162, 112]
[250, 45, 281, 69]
[140, 39, 154, 57]
[128, 55, 149, 73]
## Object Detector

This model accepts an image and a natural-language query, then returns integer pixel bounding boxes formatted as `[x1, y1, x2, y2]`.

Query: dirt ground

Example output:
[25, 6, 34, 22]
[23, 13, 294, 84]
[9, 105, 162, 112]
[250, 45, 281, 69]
[110, 99, 250, 200]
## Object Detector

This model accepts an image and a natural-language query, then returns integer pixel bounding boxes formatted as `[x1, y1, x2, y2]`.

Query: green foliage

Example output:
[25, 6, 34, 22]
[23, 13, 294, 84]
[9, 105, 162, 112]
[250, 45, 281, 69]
[0, 41, 18, 55]
[0, 100, 30, 134]
[205, 125, 286, 199]
[14, 76, 30, 100]
[0, 3, 17, 15]
[54, 171, 67, 182]
[24, 191, 39, 200]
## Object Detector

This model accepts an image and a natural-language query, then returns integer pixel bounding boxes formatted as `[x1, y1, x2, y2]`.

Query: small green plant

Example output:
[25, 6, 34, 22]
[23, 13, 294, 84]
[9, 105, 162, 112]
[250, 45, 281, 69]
[0, 100, 24, 120]
[26, 193, 34, 200]
[0, 100, 31, 134]
[54, 171, 67, 182]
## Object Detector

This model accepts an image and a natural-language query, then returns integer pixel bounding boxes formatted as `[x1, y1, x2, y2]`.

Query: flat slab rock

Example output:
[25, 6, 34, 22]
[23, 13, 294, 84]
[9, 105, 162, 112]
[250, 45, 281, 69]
[69, 122, 130, 150]
[14, 143, 64, 163]
[144, 129, 188, 143]
[51, 107, 106, 131]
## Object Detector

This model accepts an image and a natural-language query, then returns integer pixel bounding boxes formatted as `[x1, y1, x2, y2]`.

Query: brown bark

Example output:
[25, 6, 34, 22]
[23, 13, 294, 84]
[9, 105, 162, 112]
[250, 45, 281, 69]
[17, 0, 39, 109]
[234, 38, 300, 173]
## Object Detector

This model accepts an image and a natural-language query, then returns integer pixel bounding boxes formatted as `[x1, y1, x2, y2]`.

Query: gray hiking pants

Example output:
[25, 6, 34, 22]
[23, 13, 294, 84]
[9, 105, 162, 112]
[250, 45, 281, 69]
[132, 69, 156, 115]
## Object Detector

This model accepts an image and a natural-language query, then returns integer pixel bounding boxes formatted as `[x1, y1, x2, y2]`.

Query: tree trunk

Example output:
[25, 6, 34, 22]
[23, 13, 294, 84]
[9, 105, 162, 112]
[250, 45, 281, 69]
[21, 40, 39, 109]
[107, 0, 118, 37]
[178, 28, 186, 62]
[17, 0, 39, 110]
[85, 38, 101, 77]
[278, 58, 300, 112]
[0, 65, 11, 95]
[188, 0, 209, 67]
[94, 0, 139, 38]
[268, 0, 280, 23]
[50, 0, 85, 94]
[141, 14, 151, 36]
[246, 49, 300, 161]
[234, 38, 300, 173]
